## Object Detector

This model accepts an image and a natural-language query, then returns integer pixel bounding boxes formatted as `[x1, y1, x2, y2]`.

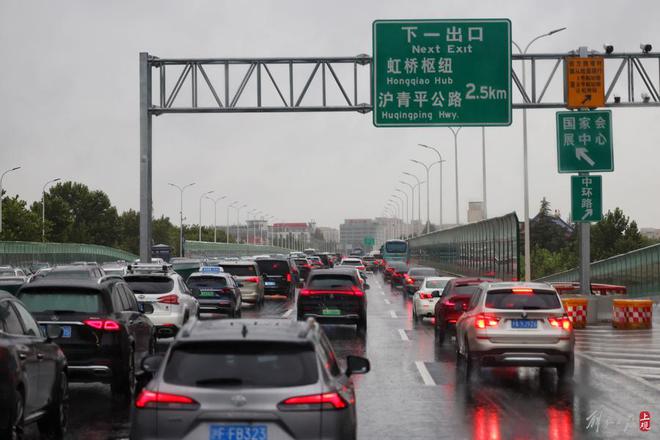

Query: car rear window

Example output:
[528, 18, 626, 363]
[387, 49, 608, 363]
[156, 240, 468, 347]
[256, 260, 289, 275]
[45, 270, 94, 280]
[410, 268, 437, 277]
[124, 276, 174, 294]
[449, 285, 480, 295]
[341, 260, 360, 266]
[425, 279, 449, 289]
[486, 289, 562, 310]
[164, 342, 318, 388]
[308, 275, 356, 289]
[220, 265, 256, 276]
[19, 289, 105, 313]
[0, 269, 16, 277]
[294, 259, 309, 266]
[187, 276, 228, 290]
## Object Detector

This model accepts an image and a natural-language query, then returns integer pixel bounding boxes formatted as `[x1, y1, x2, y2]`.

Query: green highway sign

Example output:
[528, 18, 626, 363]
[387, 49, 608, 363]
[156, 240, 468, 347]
[556, 110, 613, 173]
[363, 236, 375, 247]
[571, 175, 602, 222]
[372, 19, 512, 127]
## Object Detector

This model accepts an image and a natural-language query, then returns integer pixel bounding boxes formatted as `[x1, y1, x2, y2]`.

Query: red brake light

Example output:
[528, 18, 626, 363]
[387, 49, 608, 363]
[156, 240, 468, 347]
[475, 313, 500, 329]
[279, 392, 348, 410]
[300, 288, 311, 296]
[84, 319, 120, 331]
[352, 285, 365, 296]
[419, 292, 432, 299]
[549, 316, 572, 331]
[357, 266, 365, 271]
[135, 389, 199, 409]
[512, 288, 533, 294]
[443, 300, 455, 307]
[245, 276, 260, 283]
[406, 277, 415, 285]
[286, 272, 292, 282]
[158, 294, 179, 305]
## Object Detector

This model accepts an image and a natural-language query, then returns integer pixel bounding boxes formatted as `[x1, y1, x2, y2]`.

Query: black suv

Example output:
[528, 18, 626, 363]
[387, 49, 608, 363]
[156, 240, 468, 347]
[0, 291, 68, 439]
[297, 268, 368, 334]
[17, 277, 156, 397]
[256, 258, 295, 298]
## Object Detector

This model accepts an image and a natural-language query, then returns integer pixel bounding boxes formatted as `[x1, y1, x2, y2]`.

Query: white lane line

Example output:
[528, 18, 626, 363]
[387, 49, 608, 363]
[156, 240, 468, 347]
[576, 352, 660, 393]
[398, 329, 410, 341]
[580, 351, 660, 360]
[389, 310, 398, 318]
[282, 308, 294, 318]
[384, 299, 391, 305]
[415, 361, 436, 386]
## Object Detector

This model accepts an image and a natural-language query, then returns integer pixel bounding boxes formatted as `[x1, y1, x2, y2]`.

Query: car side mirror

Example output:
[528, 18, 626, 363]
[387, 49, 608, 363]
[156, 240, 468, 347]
[345, 355, 370, 377]
[141, 354, 164, 374]
[45, 325, 63, 341]
[139, 302, 155, 314]
[431, 290, 441, 298]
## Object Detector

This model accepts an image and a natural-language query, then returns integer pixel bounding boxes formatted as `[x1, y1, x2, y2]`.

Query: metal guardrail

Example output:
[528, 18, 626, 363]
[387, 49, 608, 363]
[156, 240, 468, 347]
[0, 241, 138, 268]
[536, 243, 660, 297]
[185, 241, 291, 258]
[408, 213, 520, 281]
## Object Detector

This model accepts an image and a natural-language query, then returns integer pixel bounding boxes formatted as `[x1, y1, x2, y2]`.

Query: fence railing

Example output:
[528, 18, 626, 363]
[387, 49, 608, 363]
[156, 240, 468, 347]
[408, 213, 520, 281]
[536, 243, 660, 297]
[185, 240, 291, 258]
[0, 241, 138, 268]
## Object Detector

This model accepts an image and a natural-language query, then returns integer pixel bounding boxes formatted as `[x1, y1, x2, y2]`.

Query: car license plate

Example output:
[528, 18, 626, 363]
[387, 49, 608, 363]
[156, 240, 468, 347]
[199, 290, 216, 297]
[264, 281, 276, 287]
[209, 425, 267, 440]
[322, 308, 341, 316]
[42, 324, 72, 338]
[511, 319, 537, 329]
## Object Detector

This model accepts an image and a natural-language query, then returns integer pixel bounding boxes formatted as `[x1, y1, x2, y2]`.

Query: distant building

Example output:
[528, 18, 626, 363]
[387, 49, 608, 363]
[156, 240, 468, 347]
[467, 201, 485, 223]
[272, 222, 311, 242]
[340, 219, 386, 253]
[641, 228, 660, 240]
[316, 226, 340, 243]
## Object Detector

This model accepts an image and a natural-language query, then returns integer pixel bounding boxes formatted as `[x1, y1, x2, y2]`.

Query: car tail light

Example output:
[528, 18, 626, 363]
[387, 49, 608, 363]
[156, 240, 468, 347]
[286, 272, 292, 282]
[84, 319, 120, 331]
[475, 314, 500, 329]
[357, 266, 365, 271]
[245, 276, 260, 283]
[303, 264, 312, 269]
[278, 392, 348, 411]
[512, 288, 533, 294]
[406, 276, 415, 285]
[443, 300, 455, 307]
[419, 292, 433, 299]
[135, 389, 199, 409]
[299, 288, 312, 296]
[158, 294, 179, 305]
[549, 316, 572, 331]
[351, 285, 365, 297]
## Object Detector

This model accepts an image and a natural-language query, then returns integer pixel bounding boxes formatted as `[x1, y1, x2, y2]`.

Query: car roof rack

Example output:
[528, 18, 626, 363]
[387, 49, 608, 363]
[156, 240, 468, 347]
[97, 274, 124, 284]
[126, 262, 173, 274]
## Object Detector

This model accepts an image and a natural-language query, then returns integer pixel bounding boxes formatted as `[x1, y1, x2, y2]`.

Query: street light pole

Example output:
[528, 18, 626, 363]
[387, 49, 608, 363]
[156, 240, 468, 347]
[448, 127, 461, 226]
[226, 201, 238, 243]
[403, 172, 423, 234]
[0, 166, 21, 234]
[168, 182, 195, 257]
[513, 27, 566, 281]
[410, 159, 440, 233]
[208, 195, 226, 243]
[395, 189, 409, 238]
[42, 177, 61, 242]
[399, 180, 415, 235]
[198, 190, 214, 241]
[236, 204, 247, 243]
[418, 143, 446, 229]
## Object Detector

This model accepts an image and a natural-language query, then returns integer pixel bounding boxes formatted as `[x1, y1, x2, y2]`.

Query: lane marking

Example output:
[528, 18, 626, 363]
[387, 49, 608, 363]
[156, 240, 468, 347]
[575, 352, 660, 393]
[282, 308, 293, 318]
[398, 329, 409, 341]
[380, 291, 385, 296]
[580, 351, 660, 360]
[384, 299, 391, 305]
[389, 310, 397, 318]
[415, 361, 436, 386]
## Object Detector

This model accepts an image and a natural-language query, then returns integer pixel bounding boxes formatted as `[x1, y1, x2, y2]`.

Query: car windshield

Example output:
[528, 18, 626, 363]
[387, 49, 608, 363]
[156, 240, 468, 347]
[486, 289, 562, 310]
[20, 289, 105, 313]
[256, 260, 289, 275]
[410, 268, 437, 277]
[425, 279, 450, 289]
[187, 276, 228, 290]
[220, 265, 256, 276]
[164, 342, 318, 388]
[385, 241, 407, 253]
[124, 276, 174, 294]
[308, 274, 355, 289]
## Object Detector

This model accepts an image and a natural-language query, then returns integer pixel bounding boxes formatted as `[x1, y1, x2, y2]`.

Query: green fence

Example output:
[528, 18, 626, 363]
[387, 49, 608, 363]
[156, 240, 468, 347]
[185, 241, 291, 258]
[408, 213, 520, 280]
[536, 243, 660, 297]
[0, 241, 138, 268]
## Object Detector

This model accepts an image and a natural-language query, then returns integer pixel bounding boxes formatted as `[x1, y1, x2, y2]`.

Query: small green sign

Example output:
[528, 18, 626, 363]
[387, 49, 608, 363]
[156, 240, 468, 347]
[372, 19, 512, 127]
[556, 110, 613, 173]
[571, 175, 602, 222]
[363, 236, 375, 247]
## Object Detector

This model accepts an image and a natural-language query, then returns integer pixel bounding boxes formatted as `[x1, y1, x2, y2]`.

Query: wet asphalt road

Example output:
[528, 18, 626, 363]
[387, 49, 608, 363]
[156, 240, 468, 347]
[26, 272, 660, 439]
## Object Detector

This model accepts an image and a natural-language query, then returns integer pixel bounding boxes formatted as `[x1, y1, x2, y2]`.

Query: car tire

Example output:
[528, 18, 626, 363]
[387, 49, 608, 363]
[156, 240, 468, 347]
[111, 348, 136, 399]
[435, 319, 445, 345]
[557, 356, 575, 381]
[38, 371, 68, 440]
[412, 307, 420, 323]
[1, 389, 24, 440]
[235, 307, 242, 318]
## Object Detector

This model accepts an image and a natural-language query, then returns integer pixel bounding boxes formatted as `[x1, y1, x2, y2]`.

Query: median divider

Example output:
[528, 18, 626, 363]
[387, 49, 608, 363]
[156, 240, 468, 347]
[561, 297, 588, 329]
[612, 299, 653, 330]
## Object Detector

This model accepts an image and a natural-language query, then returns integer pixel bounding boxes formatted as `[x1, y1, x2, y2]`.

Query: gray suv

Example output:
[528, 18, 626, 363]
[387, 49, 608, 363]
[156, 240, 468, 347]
[131, 318, 370, 440]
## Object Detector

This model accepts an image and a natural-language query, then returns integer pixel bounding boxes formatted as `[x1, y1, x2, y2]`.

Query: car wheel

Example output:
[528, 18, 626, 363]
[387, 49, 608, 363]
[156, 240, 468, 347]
[38, 371, 68, 440]
[182, 310, 190, 324]
[357, 314, 367, 335]
[412, 307, 419, 324]
[1, 389, 24, 440]
[557, 356, 575, 381]
[111, 348, 136, 399]
[435, 320, 445, 345]
[235, 307, 242, 318]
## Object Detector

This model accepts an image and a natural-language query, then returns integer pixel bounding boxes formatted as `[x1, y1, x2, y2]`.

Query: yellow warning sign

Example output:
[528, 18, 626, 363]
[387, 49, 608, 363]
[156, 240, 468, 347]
[566, 56, 605, 109]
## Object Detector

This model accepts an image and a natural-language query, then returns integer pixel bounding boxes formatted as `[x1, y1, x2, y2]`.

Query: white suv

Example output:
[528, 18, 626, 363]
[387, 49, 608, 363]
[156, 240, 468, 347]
[124, 264, 199, 338]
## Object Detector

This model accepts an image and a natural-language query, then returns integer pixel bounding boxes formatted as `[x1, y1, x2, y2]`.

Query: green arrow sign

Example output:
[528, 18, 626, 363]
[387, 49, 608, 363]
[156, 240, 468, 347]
[556, 110, 613, 173]
[372, 19, 512, 127]
[571, 175, 602, 222]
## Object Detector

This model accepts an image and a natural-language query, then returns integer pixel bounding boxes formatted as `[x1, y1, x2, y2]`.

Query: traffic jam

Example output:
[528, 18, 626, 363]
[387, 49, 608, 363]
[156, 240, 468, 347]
[2, 239, 656, 439]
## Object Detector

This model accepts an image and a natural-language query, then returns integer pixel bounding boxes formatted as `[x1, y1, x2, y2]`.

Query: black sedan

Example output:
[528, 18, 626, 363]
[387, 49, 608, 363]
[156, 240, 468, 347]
[0, 291, 68, 439]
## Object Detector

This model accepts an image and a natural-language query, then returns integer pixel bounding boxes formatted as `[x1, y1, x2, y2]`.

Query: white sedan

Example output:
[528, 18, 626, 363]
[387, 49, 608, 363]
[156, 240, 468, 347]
[412, 276, 455, 323]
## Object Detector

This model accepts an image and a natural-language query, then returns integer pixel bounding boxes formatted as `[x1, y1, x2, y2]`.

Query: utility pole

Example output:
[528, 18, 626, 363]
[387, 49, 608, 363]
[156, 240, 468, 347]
[168, 182, 195, 257]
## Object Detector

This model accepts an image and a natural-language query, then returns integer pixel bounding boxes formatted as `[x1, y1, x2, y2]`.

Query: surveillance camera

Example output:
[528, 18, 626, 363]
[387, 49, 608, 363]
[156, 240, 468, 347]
[614, 95, 621, 103]
[603, 45, 614, 54]
[640, 43, 652, 53]
[642, 93, 651, 103]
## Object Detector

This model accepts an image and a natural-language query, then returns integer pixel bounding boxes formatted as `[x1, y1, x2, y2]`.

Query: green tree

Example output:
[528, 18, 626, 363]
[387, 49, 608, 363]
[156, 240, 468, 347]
[591, 208, 650, 260]
[530, 197, 573, 253]
[117, 210, 139, 254]
[0, 194, 41, 241]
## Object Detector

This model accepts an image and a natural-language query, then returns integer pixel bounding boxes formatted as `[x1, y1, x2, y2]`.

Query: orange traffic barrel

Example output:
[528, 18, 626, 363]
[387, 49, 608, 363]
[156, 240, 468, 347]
[612, 299, 653, 329]
[561, 298, 588, 329]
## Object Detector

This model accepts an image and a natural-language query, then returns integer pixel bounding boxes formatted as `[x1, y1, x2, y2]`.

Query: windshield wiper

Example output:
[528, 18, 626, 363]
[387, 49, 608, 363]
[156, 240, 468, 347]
[195, 378, 244, 386]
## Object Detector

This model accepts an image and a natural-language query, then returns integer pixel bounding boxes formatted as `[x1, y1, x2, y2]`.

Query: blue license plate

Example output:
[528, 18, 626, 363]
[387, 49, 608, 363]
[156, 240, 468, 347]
[41, 324, 72, 338]
[264, 281, 276, 287]
[209, 425, 267, 440]
[511, 319, 537, 329]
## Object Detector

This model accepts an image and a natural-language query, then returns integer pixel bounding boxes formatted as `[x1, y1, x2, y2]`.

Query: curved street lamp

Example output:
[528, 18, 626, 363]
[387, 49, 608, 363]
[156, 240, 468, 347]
[168, 182, 195, 256]
[0, 166, 21, 234]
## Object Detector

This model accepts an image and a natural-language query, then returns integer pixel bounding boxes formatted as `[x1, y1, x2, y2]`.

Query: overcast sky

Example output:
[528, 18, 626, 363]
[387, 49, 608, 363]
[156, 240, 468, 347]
[1, 0, 659, 231]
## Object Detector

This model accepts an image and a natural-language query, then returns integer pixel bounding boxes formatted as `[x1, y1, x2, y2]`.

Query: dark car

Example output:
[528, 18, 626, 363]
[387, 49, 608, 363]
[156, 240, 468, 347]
[314, 253, 331, 268]
[131, 319, 370, 440]
[293, 258, 313, 285]
[433, 277, 501, 344]
[17, 277, 156, 397]
[0, 291, 68, 439]
[297, 268, 368, 334]
[186, 271, 242, 318]
[404, 266, 440, 295]
[388, 261, 409, 288]
[256, 258, 295, 298]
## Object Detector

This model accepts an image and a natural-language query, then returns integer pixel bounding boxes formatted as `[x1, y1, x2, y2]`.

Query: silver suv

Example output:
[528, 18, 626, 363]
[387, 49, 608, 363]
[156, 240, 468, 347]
[217, 261, 265, 306]
[455, 282, 574, 380]
[131, 318, 370, 440]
